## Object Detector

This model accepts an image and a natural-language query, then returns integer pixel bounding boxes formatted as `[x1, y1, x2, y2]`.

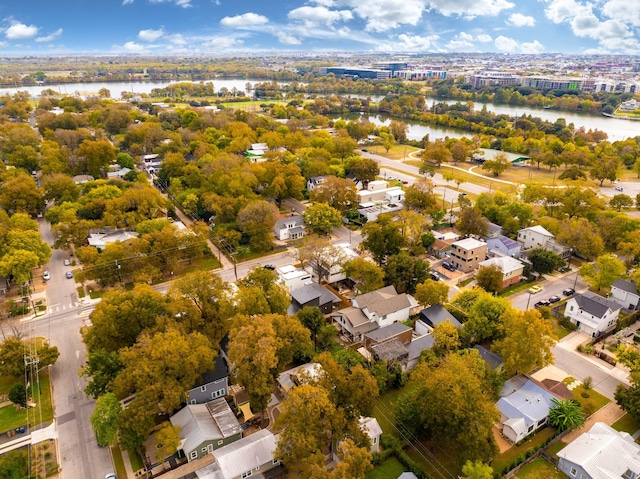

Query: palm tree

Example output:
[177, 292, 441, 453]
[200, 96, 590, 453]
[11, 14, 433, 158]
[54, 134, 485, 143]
[548, 398, 585, 431]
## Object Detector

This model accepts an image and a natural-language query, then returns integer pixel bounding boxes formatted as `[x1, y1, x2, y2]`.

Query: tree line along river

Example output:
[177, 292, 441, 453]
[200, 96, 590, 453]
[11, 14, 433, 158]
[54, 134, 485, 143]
[1, 79, 637, 142]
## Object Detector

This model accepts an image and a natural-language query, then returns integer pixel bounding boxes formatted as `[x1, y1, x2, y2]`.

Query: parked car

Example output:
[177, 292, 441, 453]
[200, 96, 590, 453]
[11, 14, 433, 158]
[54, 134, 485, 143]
[563, 288, 575, 296]
[534, 300, 551, 308]
[105, 474, 116, 479]
[263, 264, 276, 270]
[387, 176, 397, 181]
[615, 186, 624, 191]
[528, 285, 543, 294]
[402, 180, 409, 185]
[548, 295, 561, 303]
[442, 262, 455, 271]
[43, 271, 50, 281]
[65, 271, 73, 279]
[430, 272, 440, 281]
[63, 259, 71, 266]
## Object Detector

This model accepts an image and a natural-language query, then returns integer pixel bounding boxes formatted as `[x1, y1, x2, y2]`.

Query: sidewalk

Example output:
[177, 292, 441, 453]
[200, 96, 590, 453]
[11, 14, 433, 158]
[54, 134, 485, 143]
[561, 402, 626, 443]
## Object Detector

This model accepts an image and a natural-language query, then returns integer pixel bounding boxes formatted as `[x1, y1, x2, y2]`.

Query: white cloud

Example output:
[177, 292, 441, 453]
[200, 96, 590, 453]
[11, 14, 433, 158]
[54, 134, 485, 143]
[115, 41, 147, 52]
[427, 0, 515, 18]
[476, 33, 493, 42]
[520, 39, 544, 53]
[0, 41, 7, 47]
[341, 0, 426, 32]
[288, 6, 352, 26]
[602, 0, 640, 27]
[167, 33, 187, 45]
[220, 12, 269, 28]
[35, 28, 62, 43]
[201, 36, 244, 49]
[5, 21, 38, 40]
[394, 33, 439, 50]
[122, 0, 134, 4]
[494, 35, 519, 51]
[446, 32, 496, 50]
[507, 13, 535, 27]
[311, 0, 336, 6]
[277, 31, 302, 45]
[139, 28, 165, 42]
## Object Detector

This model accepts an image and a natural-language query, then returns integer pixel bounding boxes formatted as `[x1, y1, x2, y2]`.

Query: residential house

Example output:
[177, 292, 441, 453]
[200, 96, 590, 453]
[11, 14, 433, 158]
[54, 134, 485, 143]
[87, 228, 138, 251]
[485, 222, 503, 239]
[72, 174, 94, 185]
[307, 175, 331, 192]
[107, 166, 132, 179]
[417, 305, 462, 331]
[557, 422, 640, 479]
[486, 235, 521, 258]
[497, 378, 560, 443]
[473, 345, 503, 371]
[449, 237, 488, 273]
[429, 238, 453, 259]
[273, 215, 305, 241]
[364, 323, 413, 364]
[479, 256, 525, 288]
[290, 282, 341, 315]
[305, 242, 359, 284]
[517, 225, 571, 259]
[405, 334, 435, 371]
[194, 429, 281, 479]
[357, 180, 405, 221]
[398, 474, 419, 479]
[359, 417, 383, 454]
[245, 142, 268, 162]
[277, 265, 312, 292]
[141, 154, 163, 175]
[346, 172, 364, 190]
[330, 285, 418, 342]
[610, 279, 640, 311]
[170, 398, 243, 462]
[564, 291, 622, 338]
[277, 363, 323, 398]
[187, 356, 229, 405]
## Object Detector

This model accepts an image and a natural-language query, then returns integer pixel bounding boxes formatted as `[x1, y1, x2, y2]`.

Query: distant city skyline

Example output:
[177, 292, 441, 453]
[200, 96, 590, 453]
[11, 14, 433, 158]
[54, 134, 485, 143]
[1, 0, 639, 56]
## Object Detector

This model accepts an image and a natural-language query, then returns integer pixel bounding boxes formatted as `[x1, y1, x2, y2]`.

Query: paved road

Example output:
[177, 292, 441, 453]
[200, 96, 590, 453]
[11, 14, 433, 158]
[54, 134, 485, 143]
[37, 219, 113, 479]
[509, 269, 588, 311]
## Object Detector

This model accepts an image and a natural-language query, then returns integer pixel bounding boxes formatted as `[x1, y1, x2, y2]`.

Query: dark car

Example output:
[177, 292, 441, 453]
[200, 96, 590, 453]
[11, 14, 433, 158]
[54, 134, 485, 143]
[534, 300, 551, 308]
[548, 295, 561, 303]
[442, 262, 455, 271]
[563, 288, 575, 296]
[263, 264, 276, 270]
[430, 272, 440, 281]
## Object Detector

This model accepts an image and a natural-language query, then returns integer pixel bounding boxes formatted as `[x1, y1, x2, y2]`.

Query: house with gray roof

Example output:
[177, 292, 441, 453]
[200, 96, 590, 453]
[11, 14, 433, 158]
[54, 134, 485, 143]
[418, 305, 462, 331]
[564, 291, 621, 338]
[87, 228, 138, 251]
[195, 429, 281, 479]
[277, 362, 323, 398]
[330, 285, 418, 342]
[497, 378, 560, 443]
[290, 282, 341, 315]
[273, 215, 306, 241]
[187, 355, 229, 405]
[473, 345, 503, 371]
[487, 235, 521, 258]
[406, 334, 435, 371]
[557, 422, 640, 479]
[170, 397, 243, 462]
[610, 279, 640, 311]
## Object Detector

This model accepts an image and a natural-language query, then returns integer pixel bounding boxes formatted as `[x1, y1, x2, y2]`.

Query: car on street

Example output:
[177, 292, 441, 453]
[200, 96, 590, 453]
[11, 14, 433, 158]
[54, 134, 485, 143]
[387, 176, 397, 180]
[64, 259, 71, 266]
[430, 272, 440, 281]
[263, 264, 276, 270]
[65, 271, 73, 279]
[563, 288, 575, 296]
[615, 186, 624, 191]
[43, 271, 50, 281]
[528, 285, 543, 294]
[534, 300, 551, 308]
[105, 473, 116, 479]
[401, 180, 409, 185]
[548, 295, 561, 303]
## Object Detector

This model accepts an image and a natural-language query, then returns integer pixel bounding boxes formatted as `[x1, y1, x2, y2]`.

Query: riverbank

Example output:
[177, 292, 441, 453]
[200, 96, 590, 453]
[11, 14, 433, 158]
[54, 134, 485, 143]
[603, 111, 640, 121]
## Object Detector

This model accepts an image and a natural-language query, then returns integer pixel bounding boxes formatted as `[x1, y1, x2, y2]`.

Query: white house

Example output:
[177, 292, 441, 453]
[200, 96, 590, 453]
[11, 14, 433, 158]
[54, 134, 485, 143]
[359, 417, 383, 454]
[277, 265, 312, 292]
[563, 291, 621, 338]
[557, 422, 640, 479]
[307, 175, 331, 192]
[517, 225, 555, 250]
[305, 242, 358, 284]
[330, 285, 418, 341]
[273, 215, 305, 241]
[486, 236, 521, 258]
[479, 256, 525, 288]
[87, 228, 138, 251]
[610, 279, 640, 311]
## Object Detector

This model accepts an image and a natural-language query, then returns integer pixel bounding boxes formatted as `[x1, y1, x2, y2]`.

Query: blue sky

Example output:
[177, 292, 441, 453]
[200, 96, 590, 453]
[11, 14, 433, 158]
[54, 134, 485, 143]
[1, 0, 639, 55]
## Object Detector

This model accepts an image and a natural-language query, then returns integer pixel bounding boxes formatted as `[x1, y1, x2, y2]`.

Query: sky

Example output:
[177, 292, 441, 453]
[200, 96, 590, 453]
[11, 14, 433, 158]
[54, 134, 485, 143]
[1, 0, 640, 56]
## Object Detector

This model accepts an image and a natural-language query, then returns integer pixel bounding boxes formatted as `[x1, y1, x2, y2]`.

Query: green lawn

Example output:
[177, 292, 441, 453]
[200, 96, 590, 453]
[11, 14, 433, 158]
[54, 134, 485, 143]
[545, 439, 567, 460]
[128, 448, 145, 471]
[0, 371, 53, 433]
[612, 414, 640, 434]
[112, 444, 127, 479]
[515, 457, 565, 479]
[572, 385, 610, 416]
[372, 388, 406, 439]
[366, 456, 406, 479]
[492, 427, 557, 475]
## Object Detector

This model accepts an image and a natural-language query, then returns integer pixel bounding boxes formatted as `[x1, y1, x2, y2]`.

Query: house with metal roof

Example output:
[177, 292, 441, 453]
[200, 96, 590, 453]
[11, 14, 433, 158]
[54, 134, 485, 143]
[406, 334, 435, 371]
[195, 429, 281, 479]
[276, 362, 323, 398]
[170, 397, 243, 462]
[496, 378, 559, 443]
[487, 235, 521, 258]
[557, 422, 640, 479]
[273, 215, 306, 241]
[330, 285, 418, 342]
[479, 256, 525, 289]
[186, 355, 229, 405]
[610, 279, 640, 311]
[87, 228, 138, 251]
[473, 345, 503, 371]
[359, 417, 383, 454]
[564, 291, 621, 338]
[418, 305, 462, 331]
[290, 282, 341, 315]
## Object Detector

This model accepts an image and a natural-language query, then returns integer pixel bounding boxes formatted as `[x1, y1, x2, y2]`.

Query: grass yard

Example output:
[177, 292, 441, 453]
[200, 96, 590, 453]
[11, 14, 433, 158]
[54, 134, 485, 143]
[372, 388, 406, 439]
[362, 144, 421, 161]
[0, 370, 53, 433]
[218, 100, 287, 110]
[515, 457, 565, 479]
[366, 456, 406, 479]
[612, 413, 640, 434]
[492, 427, 557, 475]
[128, 448, 145, 471]
[545, 439, 567, 460]
[112, 444, 127, 479]
[571, 385, 610, 416]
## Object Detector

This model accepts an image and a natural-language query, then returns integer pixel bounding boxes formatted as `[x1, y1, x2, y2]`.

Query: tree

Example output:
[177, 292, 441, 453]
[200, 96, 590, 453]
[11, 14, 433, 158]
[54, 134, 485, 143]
[404, 179, 438, 214]
[456, 207, 489, 237]
[557, 217, 604, 260]
[303, 203, 342, 235]
[579, 254, 626, 291]
[43, 173, 80, 204]
[236, 200, 279, 251]
[414, 279, 449, 307]
[395, 351, 499, 462]
[90, 392, 122, 447]
[0, 337, 59, 377]
[0, 171, 45, 216]
[343, 257, 385, 294]
[610, 194, 634, 211]
[481, 152, 511, 176]
[301, 238, 349, 283]
[451, 140, 472, 164]
[8, 384, 27, 408]
[379, 131, 395, 152]
[383, 253, 430, 294]
[310, 176, 358, 212]
[421, 139, 451, 167]
[345, 156, 379, 186]
[297, 306, 325, 351]
[462, 460, 494, 479]
[75, 139, 117, 177]
[461, 292, 511, 344]
[432, 321, 461, 357]
[493, 308, 556, 376]
[153, 422, 181, 465]
[237, 267, 290, 316]
[476, 265, 503, 293]
[328, 439, 373, 479]
[361, 214, 406, 264]
[81, 349, 124, 398]
[548, 398, 585, 432]
[528, 247, 565, 274]
[389, 120, 409, 143]
[590, 155, 622, 186]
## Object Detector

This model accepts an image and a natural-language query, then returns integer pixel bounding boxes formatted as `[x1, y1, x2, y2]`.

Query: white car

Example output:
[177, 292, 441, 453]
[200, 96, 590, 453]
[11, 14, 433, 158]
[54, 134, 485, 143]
[105, 474, 116, 479]
[63, 259, 71, 266]
[387, 176, 397, 180]
[43, 271, 51, 281]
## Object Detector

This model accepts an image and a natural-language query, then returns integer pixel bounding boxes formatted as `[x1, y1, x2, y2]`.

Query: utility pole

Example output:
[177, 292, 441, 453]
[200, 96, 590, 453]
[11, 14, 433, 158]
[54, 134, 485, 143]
[115, 260, 122, 284]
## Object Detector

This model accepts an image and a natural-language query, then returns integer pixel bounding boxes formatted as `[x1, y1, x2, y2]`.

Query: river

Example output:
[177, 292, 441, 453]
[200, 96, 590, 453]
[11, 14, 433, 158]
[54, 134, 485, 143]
[1, 80, 637, 141]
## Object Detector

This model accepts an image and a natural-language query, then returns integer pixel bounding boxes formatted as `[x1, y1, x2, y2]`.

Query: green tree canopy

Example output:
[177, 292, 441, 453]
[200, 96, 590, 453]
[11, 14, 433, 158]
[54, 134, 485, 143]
[548, 398, 585, 432]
